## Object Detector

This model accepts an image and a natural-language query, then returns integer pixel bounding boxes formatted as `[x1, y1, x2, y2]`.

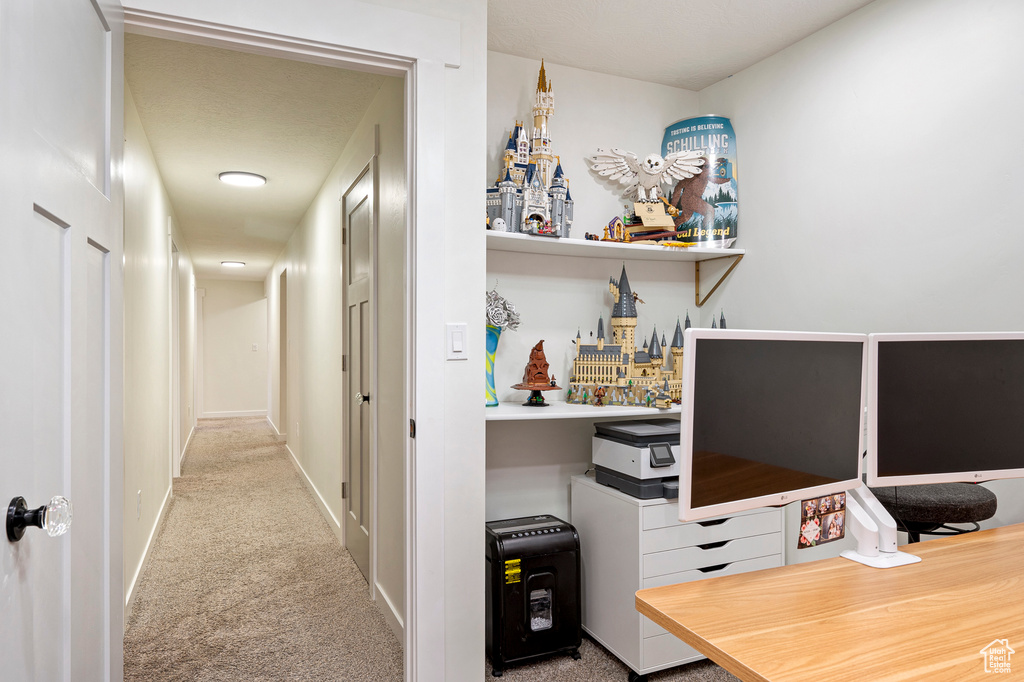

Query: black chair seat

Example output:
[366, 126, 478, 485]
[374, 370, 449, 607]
[870, 483, 997, 542]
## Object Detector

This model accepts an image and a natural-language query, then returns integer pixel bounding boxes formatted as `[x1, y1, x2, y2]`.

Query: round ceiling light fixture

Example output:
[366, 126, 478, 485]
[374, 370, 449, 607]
[218, 171, 266, 187]
[221, 261, 246, 268]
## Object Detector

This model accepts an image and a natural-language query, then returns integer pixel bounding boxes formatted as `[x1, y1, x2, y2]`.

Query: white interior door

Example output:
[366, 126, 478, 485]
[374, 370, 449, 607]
[343, 160, 376, 583]
[0, 0, 124, 680]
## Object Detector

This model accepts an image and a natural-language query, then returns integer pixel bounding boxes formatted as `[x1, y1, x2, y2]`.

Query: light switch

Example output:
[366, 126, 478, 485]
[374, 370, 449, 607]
[447, 322, 468, 360]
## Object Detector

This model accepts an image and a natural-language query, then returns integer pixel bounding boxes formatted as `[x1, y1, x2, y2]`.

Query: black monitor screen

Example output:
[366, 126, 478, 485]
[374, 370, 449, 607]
[875, 338, 1024, 479]
[689, 337, 864, 511]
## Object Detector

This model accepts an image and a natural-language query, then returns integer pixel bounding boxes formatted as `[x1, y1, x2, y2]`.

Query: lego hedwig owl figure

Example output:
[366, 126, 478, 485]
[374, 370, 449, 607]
[589, 147, 705, 202]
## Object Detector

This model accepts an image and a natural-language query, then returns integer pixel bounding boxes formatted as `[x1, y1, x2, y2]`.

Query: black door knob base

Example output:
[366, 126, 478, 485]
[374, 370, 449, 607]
[7, 497, 45, 542]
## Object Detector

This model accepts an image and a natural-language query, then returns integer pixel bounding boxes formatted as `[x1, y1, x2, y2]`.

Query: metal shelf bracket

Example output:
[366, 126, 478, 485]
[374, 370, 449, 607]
[694, 253, 744, 307]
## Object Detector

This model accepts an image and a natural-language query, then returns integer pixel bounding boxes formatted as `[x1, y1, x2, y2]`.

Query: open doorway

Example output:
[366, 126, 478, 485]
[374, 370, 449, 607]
[122, 20, 410, 674]
[120, 5, 460, 676]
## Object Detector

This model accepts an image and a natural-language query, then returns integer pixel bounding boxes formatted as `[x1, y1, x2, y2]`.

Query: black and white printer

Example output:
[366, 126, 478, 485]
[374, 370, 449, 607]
[592, 418, 680, 499]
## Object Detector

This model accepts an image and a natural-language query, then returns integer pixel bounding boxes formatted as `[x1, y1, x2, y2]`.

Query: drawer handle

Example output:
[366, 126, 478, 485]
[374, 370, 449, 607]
[698, 563, 731, 574]
[697, 540, 729, 550]
[697, 518, 729, 527]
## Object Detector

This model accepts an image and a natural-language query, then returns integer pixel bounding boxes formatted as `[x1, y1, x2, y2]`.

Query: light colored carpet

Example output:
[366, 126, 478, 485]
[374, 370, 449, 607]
[124, 417, 737, 681]
[123, 418, 403, 681]
[486, 636, 739, 681]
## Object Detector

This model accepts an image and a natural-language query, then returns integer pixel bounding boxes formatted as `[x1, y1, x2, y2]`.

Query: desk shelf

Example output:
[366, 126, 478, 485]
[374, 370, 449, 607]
[486, 401, 680, 421]
[486, 231, 743, 307]
[487, 230, 742, 263]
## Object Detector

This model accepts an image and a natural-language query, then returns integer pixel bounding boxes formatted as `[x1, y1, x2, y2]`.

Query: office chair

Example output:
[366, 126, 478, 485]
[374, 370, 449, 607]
[870, 483, 997, 543]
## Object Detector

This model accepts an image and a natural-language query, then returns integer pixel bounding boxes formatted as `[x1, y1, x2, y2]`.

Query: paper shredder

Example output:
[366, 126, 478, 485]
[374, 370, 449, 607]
[485, 515, 582, 676]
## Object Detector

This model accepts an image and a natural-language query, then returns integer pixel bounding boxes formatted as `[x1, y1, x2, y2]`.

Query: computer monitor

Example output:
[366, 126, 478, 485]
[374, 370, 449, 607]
[679, 328, 867, 522]
[867, 331, 1024, 486]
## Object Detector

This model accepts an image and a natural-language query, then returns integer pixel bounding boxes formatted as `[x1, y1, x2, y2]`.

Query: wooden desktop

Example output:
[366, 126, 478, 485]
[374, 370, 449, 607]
[636, 522, 1024, 681]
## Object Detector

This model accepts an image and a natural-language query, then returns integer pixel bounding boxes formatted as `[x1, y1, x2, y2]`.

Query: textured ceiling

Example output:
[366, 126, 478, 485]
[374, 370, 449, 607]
[488, 0, 877, 90]
[125, 34, 390, 280]
[125, 3, 876, 281]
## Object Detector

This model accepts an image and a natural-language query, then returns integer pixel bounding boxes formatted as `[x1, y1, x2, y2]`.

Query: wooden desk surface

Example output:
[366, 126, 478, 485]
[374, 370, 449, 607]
[636, 523, 1024, 681]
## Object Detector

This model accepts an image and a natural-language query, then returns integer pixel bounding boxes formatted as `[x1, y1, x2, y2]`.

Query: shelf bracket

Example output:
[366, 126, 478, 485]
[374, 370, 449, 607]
[694, 253, 743, 307]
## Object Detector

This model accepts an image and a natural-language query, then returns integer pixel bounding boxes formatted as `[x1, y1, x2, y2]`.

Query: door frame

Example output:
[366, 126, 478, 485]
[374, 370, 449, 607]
[170, 235, 181, 477]
[277, 269, 287, 439]
[122, 7, 454, 680]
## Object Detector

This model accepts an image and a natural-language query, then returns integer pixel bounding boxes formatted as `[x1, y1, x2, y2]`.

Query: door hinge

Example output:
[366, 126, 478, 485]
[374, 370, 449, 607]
[409, 419, 416, 439]
[342, 481, 348, 499]
[342, 355, 347, 372]
[342, 227, 347, 245]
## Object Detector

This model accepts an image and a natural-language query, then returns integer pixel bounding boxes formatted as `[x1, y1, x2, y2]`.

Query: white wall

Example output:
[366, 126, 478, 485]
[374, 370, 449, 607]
[123, 83, 197, 608]
[265, 76, 407, 634]
[197, 279, 268, 417]
[696, 0, 1024, 560]
[486, 54, 700, 522]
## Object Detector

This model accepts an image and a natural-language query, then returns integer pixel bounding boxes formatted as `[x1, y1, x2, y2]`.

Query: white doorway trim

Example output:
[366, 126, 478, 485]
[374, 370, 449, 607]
[170, 233, 181, 477]
[195, 286, 205, 420]
[123, 6, 456, 680]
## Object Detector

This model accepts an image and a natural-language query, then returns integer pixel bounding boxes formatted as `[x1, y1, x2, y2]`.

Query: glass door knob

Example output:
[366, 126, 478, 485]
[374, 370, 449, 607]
[7, 495, 73, 542]
[356, 392, 370, 405]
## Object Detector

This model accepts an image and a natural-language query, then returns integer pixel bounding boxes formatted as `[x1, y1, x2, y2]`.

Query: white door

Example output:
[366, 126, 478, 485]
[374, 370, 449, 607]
[0, 0, 124, 680]
[343, 161, 375, 582]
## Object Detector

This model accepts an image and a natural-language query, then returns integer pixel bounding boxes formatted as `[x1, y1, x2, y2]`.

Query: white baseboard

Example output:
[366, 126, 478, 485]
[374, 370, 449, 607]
[286, 444, 344, 546]
[266, 415, 288, 442]
[124, 483, 173, 621]
[375, 582, 404, 643]
[180, 424, 195, 468]
[201, 409, 268, 418]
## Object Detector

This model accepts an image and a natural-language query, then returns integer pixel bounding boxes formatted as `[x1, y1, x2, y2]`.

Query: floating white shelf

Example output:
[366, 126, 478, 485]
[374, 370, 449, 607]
[486, 401, 681, 421]
[486, 230, 744, 263]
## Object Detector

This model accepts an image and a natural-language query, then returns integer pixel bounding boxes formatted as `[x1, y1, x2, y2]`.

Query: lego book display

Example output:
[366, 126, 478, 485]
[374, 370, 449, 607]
[661, 115, 739, 247]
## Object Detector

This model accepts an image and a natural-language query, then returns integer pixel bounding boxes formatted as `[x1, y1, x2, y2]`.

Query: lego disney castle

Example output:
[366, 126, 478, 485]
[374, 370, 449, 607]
[485, 61, 574, 238]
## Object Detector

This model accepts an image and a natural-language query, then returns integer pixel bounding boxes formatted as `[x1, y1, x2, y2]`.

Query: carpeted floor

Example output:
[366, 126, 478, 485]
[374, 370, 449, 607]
[124, 417, 737, 681]
[124, 418, 403, 681]
[486, 638, 738, 682]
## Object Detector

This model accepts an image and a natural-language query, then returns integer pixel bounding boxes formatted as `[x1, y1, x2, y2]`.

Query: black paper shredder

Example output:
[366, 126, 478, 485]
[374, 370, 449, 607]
[485, 515, 582, 676]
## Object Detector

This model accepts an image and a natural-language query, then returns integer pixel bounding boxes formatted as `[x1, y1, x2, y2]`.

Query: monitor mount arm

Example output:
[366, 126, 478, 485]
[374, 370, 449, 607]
[840, 486, 921, 569]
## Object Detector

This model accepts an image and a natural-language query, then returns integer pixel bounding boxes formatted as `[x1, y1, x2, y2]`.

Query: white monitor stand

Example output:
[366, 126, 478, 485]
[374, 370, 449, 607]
[840, 486, 921, 568]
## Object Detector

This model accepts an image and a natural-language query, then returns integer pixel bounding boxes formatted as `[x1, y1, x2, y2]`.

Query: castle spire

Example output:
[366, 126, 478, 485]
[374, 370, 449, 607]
[537, 59, 550, 93]
[611, 264, 638, 319]
[671, 319, 685, 349]
[649, 326, 663, 359]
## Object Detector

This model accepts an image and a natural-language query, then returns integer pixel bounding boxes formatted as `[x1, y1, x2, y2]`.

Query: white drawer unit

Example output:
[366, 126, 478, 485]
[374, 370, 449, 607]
[570, 472, 783, 681]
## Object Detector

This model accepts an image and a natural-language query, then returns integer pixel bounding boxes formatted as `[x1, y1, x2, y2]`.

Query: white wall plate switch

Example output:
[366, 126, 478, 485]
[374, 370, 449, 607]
[447, 323, 468, 361]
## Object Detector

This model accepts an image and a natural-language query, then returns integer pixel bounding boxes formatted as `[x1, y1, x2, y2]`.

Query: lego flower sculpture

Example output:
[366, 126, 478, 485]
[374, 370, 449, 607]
[485, 289, 521, 406]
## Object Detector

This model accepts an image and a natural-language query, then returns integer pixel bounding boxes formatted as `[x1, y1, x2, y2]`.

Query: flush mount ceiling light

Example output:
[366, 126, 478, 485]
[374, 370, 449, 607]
[221, 261, 246, 268]
[218, 171, 266, 187]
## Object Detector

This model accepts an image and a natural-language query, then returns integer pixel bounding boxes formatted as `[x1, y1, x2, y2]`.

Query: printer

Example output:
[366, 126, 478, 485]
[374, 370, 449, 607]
[592, 419, 680, 499]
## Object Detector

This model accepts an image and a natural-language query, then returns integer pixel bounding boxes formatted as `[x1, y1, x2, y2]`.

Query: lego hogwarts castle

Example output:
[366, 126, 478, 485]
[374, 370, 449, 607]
[567, 265, 691, 408]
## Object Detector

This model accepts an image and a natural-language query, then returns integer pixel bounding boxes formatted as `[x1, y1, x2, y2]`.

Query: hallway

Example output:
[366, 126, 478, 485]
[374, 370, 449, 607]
[123, 418, 402, 681]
